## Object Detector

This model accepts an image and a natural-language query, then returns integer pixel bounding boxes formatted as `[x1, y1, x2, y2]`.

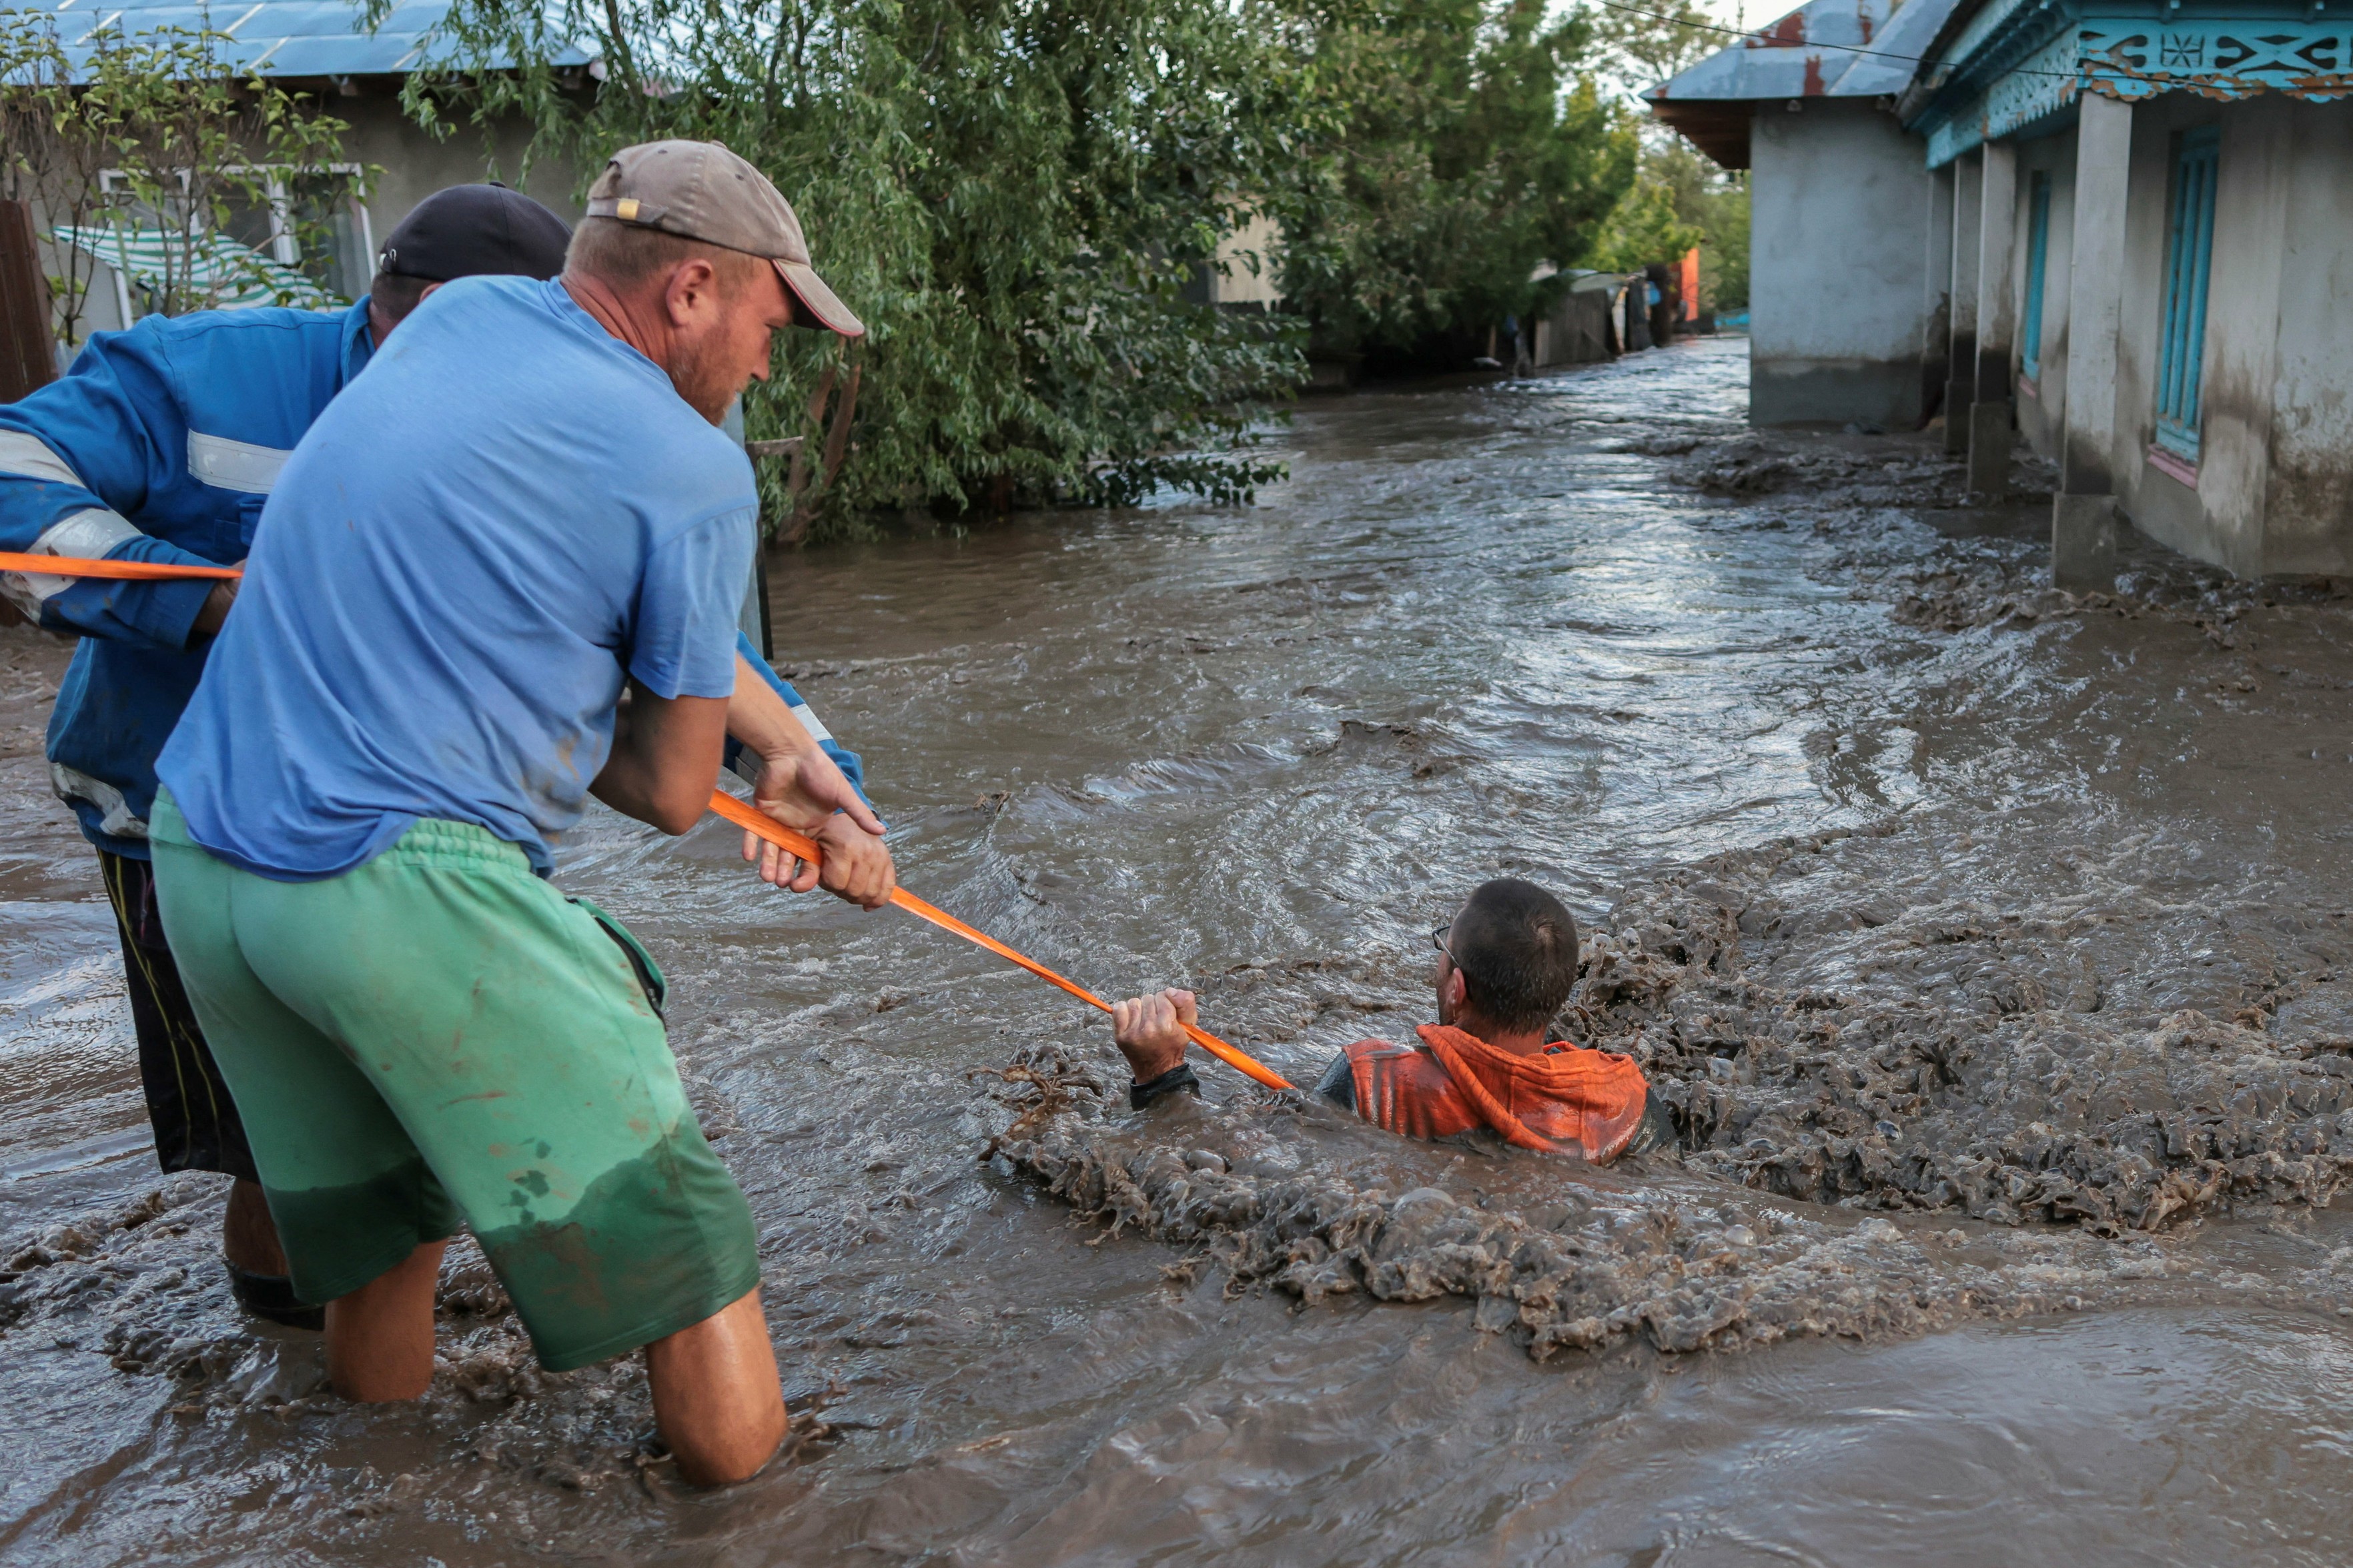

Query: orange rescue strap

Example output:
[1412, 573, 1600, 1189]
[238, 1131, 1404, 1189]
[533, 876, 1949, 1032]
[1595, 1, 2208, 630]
[7, 552, 1296, 1092]
[0, 550, 240, 581]
[709, 792, 1292, 1090]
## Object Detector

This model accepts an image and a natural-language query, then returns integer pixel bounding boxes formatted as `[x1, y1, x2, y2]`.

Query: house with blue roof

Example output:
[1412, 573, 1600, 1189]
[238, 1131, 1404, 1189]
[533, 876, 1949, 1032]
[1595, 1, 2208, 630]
[19, 0, 588, 335]
[1655, 0, 2353, 582]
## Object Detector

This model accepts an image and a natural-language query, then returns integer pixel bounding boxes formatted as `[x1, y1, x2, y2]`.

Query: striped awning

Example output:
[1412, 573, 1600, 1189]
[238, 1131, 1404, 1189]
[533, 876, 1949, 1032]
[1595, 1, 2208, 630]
[51, 224, 338, 311]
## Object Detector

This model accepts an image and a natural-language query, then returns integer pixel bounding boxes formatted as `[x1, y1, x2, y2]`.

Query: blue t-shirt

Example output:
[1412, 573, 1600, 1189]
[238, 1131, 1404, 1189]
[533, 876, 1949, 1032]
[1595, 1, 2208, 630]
[157, 275, 755, 880]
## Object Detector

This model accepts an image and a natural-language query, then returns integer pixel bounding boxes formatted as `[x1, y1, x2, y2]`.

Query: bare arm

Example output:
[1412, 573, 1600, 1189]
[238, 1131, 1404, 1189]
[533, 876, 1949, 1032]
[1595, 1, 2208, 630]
[727, 652, 895, 909]
[590, 679, 731, 835]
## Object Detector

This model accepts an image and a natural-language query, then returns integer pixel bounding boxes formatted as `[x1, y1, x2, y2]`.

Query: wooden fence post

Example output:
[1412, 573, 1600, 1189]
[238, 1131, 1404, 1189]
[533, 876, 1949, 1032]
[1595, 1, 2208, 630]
[1, 201, 59, 403]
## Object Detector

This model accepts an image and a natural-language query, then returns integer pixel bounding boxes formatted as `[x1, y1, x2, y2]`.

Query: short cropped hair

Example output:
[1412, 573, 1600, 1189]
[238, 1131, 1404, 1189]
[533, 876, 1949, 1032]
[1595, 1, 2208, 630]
[562, 215, 767, 292]
[368, 270, 436, 325]
[1447, 878, 1580, 1034]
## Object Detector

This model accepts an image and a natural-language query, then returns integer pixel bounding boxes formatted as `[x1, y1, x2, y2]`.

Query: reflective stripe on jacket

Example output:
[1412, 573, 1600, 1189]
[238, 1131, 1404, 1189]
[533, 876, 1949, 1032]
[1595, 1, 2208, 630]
[1345, 1024, 1651, 1162]
[0, 301, 374, 856]
[3, 302, 873, 854]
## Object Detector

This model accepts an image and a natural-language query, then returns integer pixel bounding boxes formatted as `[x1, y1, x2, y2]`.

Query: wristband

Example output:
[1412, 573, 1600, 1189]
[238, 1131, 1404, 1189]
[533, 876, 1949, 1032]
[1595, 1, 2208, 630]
[1129, 1062, 1202, 1110]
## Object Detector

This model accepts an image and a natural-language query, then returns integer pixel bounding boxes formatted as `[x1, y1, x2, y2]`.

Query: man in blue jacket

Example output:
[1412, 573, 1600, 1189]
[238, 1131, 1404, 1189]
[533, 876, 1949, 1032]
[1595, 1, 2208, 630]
[0, 185, 576, 1325]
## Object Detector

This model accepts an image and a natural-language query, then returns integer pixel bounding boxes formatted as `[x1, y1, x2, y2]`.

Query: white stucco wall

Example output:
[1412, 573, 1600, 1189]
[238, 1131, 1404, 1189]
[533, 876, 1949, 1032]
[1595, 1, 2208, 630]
[2081, 91, 2353, 578]
[2263, 99, 2353, 574]
[1209, 211, 1283, 307]
[1749, 97, 1933, 426]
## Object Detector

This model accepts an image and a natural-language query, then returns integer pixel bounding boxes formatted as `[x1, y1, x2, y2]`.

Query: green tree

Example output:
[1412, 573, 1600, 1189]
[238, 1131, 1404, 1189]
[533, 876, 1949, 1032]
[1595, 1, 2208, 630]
[406, 0, 1306, 535]
[1608, 136, 1747, 309]
[1269, 0, 1636, 362]
[0, 11, 362, 342]
[1584, 168, 1698, 275]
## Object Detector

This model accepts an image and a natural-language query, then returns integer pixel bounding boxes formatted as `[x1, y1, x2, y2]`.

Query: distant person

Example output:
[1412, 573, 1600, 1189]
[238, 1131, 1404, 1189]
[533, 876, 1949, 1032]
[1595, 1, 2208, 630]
[0, 183, 576, 1329]
[1507, 313, 1534, 378]
[149, 140, 890, 1486]
[1646, 261, 1677, 349]
[1107, 878, 1674, 1162]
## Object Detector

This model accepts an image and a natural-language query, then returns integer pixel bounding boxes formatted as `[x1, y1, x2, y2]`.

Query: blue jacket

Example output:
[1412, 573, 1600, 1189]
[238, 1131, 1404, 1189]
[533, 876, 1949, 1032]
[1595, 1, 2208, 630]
[1, 299, 864, 859]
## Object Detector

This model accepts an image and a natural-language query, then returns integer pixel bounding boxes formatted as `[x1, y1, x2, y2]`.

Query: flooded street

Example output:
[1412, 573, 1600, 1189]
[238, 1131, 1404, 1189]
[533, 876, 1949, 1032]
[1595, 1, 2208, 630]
[11, 334, 2353, 1563]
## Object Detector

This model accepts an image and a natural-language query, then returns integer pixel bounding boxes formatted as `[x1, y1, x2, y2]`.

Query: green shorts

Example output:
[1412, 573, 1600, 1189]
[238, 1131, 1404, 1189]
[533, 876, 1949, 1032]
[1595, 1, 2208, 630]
[149, 792, 761, 1371]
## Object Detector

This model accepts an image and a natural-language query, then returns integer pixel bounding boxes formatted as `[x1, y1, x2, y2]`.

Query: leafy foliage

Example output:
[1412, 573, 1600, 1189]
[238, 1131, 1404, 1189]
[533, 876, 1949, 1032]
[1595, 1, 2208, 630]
[408, 0, 1667, 535]
[1270, 0, 1638, 363]
[1582, 161, 1699, 274]
[1651, 139, 1747, 310]
[405, 0, 1307, 534]
[1594, 136, 1747, 307]
[1586, 0, 1721, 98]
[0, 11, 361, 341]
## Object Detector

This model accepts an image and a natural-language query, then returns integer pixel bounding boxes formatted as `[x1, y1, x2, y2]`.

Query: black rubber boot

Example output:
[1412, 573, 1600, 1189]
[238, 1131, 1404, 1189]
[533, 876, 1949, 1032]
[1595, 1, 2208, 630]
[227, 1263, 325, 1331]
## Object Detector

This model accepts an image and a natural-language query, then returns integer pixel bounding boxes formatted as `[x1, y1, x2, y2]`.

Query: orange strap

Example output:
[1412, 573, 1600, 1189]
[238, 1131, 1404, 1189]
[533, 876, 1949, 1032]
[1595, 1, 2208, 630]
[5, 551, 1291, 1089]
[0, 550, 241, 581]
[709, 792, 1292, 1091]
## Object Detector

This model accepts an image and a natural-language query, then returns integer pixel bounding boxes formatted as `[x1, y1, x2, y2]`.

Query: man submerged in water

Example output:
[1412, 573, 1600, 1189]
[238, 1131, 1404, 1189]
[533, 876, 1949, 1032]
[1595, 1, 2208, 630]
[1108, 878, 1673, 1162]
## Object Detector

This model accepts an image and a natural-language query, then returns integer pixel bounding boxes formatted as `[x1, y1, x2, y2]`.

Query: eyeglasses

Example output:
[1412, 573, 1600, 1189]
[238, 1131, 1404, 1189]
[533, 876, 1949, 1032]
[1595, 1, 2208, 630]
[1431, 923, 1457, 966]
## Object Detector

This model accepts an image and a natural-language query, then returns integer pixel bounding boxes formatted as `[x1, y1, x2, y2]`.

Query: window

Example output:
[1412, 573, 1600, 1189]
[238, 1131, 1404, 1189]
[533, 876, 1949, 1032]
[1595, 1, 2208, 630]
[2020, 171, 2051, 385]
[80, 165, 371, 323]
[221, 169, 374, 302]
[2155, 127, 2219, 464]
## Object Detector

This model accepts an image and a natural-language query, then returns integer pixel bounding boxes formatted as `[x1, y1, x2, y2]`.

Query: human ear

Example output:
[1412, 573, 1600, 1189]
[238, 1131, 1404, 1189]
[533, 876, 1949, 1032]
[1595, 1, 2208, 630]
[664, 258, 719, 327]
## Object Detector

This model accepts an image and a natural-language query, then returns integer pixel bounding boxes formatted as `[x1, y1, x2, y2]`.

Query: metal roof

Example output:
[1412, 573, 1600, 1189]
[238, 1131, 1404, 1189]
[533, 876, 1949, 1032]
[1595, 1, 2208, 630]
[34, 0, 590, 77]
[1647, 0, 1961, 102]
[1644, 0, 1962, 167]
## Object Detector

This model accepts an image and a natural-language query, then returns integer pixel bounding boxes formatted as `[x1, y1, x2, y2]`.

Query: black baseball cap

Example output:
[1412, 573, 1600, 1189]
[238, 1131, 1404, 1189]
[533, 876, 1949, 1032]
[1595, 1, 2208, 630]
[376, 183, 572, 283]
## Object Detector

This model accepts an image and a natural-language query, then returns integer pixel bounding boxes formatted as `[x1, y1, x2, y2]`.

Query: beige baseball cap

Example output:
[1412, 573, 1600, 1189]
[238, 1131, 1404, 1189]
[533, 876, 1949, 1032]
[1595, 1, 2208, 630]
[584, 139, 863, 337]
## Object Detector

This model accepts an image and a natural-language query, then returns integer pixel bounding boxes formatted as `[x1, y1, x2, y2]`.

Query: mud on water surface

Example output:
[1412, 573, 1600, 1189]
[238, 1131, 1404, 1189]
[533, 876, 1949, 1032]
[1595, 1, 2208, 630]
[10, 337, 2353, 1564]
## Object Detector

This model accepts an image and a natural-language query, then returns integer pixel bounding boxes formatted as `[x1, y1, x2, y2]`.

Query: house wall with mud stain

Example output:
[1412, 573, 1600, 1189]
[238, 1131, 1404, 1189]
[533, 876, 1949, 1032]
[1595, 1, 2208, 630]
[2101, 94, 2353, 579]
[2261, 102, 2353, 576]
[1750, 99, 1936, 428]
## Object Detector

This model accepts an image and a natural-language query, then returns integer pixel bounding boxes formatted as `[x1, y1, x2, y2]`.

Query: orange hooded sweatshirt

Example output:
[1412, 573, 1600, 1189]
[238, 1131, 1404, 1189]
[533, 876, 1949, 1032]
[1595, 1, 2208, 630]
[1343, 1024, 1651, 1162]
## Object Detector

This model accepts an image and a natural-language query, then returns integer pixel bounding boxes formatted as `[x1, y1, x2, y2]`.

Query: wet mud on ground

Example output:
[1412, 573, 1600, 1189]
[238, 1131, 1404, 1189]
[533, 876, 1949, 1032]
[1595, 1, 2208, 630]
[9, 337, 2353, 1563]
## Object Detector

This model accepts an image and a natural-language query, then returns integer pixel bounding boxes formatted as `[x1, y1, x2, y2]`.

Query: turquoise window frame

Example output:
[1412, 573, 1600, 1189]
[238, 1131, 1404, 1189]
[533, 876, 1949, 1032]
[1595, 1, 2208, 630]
[2021, 171, 2051, 383]
[2155, 127, 2220, 463]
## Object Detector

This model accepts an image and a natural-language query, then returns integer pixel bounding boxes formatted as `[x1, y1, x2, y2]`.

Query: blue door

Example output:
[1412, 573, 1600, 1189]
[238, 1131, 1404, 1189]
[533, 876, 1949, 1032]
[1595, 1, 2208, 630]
[2021, 171, 2051, 385]
[2155, 128, 2220, 463]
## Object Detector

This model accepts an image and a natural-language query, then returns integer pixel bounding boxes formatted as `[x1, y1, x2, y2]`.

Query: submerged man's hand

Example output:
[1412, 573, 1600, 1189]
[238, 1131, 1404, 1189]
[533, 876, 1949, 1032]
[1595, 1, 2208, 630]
[1110, 988, 1196, 1082]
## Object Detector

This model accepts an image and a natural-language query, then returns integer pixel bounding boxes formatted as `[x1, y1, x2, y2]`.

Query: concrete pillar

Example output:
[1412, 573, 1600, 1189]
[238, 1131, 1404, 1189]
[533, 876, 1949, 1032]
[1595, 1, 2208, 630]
[1923, 163, 1955, 422]
[2052, 93, 2132, 589]
[1968, 141, 2020, 496]
[1945, 151, 1982, 454]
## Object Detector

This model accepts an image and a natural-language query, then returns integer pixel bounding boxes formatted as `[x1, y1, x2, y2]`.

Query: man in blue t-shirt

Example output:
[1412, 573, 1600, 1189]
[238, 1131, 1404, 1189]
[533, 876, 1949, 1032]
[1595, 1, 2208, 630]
[150, 141, 888, 1487]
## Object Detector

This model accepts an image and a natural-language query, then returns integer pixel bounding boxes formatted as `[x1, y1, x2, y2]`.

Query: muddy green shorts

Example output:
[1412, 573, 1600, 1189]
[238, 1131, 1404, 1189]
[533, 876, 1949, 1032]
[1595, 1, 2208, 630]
[148, 792, 760, 1371]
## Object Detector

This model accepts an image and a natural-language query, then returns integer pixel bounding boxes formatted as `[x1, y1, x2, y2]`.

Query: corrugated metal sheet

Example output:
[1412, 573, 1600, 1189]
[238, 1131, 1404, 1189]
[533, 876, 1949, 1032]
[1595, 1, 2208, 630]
[33, 0, 590, 78]
[1647, 0, 1963, 103]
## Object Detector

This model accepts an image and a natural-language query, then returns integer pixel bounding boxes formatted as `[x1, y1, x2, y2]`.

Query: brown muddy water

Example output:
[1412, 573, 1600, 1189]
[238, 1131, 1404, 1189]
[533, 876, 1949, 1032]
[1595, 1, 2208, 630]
[8, 335, 2353, 1565]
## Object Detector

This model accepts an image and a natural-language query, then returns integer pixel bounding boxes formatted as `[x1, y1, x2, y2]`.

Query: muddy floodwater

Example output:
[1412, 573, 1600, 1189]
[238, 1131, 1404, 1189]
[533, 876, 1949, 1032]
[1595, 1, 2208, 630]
[12, 335, 2353, 1564]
